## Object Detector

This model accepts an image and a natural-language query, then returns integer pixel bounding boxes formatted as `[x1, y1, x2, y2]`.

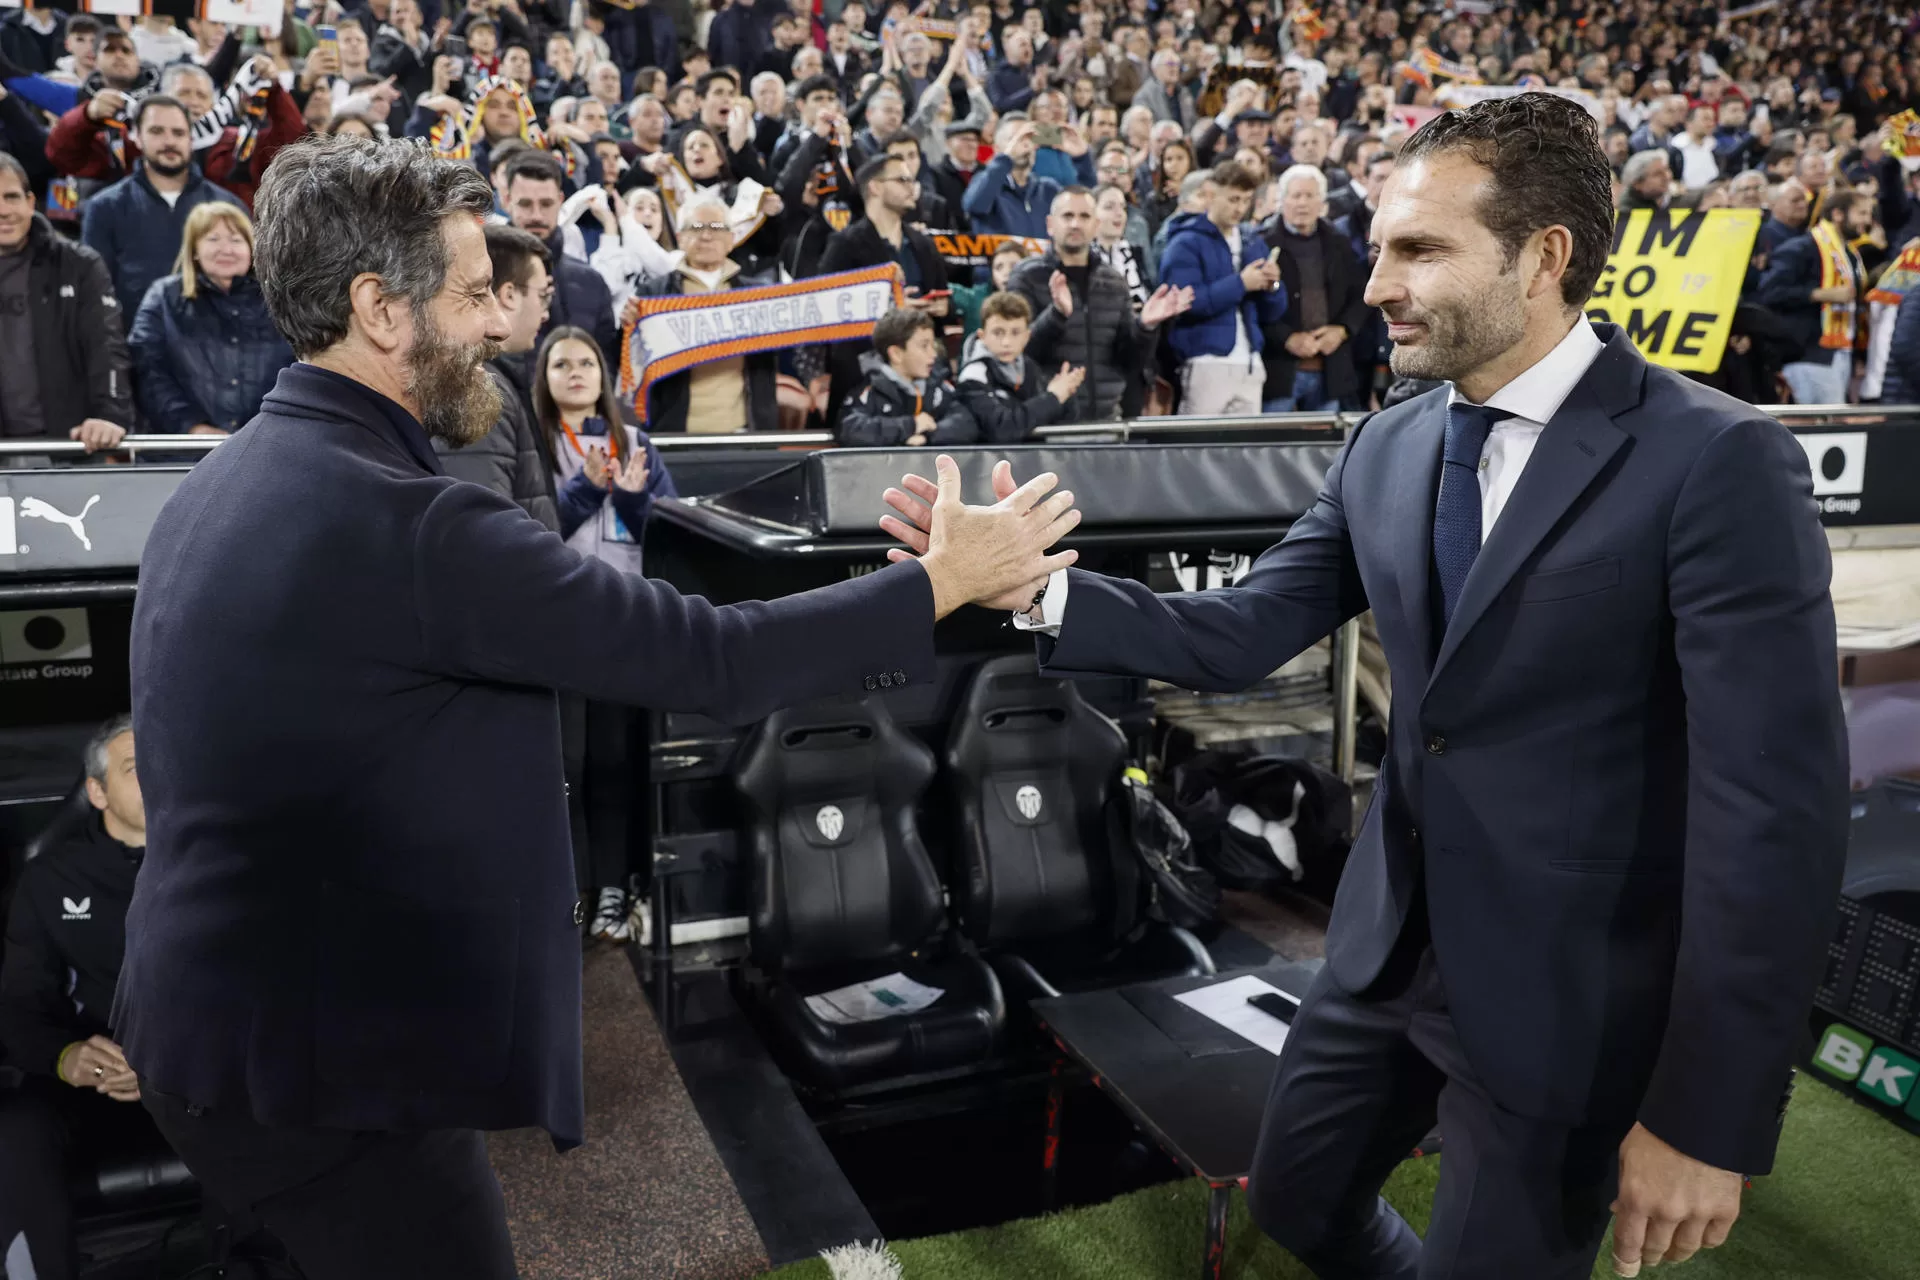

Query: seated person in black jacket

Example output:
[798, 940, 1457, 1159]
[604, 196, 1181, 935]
[0, 715, 164, 1280]
[956, 290, 1084, 441]
[838, 307, 977, 445]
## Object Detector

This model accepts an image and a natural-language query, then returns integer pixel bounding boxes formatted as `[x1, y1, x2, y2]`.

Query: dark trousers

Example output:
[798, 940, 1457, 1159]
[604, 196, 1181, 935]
[142, 1089, 518, 1280]
[0, 1078, 160, 1280]
[1245, 951, 1627, 1279]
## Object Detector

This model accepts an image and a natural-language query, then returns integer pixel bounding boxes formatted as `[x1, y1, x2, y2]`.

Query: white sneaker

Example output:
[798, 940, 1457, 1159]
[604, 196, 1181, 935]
[590, 886, 630, 941]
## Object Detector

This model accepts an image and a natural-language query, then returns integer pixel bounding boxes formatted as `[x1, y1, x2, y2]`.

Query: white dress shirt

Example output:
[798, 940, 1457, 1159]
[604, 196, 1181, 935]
[1014, 318, 1609, 636]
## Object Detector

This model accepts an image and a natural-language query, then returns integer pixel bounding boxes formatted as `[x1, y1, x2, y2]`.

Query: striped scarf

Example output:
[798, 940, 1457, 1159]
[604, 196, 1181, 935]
[1813, 218, 1868, 351]
[190, 60, 274, 180]
[430, 76, 545, 163]
[1868, 241, 1920, 306]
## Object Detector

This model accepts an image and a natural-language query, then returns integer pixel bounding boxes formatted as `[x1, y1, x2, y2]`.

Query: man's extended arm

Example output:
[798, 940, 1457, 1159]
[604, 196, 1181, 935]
[1636, 414, 1848, 1176]
[1034, 432, 1368, 689]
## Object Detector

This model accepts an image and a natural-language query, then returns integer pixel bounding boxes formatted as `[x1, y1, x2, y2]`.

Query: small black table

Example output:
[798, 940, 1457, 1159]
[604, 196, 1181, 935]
[1032, 960, 1321, 1280]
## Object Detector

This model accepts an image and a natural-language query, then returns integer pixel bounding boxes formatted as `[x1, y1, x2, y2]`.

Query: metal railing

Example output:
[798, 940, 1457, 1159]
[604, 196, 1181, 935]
[7, 404, 1914, 462]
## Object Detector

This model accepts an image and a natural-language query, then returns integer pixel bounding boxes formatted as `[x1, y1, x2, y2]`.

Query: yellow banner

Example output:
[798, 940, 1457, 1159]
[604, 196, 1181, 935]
[1584, 209, 1762, 373]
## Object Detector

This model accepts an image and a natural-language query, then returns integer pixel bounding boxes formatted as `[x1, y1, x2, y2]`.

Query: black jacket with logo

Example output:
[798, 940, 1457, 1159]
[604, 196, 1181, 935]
[955, 352, 1071, 442]
[0, 812, 142, 1077]
[7, 214, 134, 439]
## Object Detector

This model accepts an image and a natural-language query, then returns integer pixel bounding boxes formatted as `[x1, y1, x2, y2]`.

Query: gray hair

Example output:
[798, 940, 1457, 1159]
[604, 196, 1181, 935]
[0, 150, 28, 190]
[750, 71, 785, 96]
[161, 64, 213, 96]
[1151, 50, 1181, 74]
[1277, 162, 1328, 200]
[253, 136, 494, 359]
[1622, 148, 1670, 188]
[85, 713, 133, 782]
[675, 197, 731, 232]
[1179, 168, 1211, 201]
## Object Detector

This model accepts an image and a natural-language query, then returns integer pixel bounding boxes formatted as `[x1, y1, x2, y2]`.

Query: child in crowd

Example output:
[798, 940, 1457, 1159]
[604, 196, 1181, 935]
[956, 291, 1084, 441]
[953, 240, 1032, 345]
[838, 308, 978, 445]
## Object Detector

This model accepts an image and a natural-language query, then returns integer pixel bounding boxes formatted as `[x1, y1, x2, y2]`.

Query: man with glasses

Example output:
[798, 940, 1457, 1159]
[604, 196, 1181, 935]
[819, 155, 953, 426]
[432, 225, 558, 530]
[882, 131, 951, 230]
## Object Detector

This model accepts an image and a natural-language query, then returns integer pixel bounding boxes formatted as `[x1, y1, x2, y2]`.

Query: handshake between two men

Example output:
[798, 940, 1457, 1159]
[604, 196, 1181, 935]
[885, 455, 1080, 617]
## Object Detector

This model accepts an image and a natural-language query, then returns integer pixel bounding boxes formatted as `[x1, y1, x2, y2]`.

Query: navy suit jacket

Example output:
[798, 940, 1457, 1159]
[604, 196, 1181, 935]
[1040, 326, 1848, 1175]
[115, 365, 935, 1147]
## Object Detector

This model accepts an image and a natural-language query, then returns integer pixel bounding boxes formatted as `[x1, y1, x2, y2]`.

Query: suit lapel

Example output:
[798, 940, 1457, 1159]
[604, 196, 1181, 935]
[1428, 334, 1642, 686]
[1390, 395, 1447, 684]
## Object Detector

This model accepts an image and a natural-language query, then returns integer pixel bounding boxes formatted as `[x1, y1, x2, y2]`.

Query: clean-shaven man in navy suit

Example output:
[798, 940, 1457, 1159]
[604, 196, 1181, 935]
[117, 136, 1081, 1280]
[882, 95, 1848, 1279]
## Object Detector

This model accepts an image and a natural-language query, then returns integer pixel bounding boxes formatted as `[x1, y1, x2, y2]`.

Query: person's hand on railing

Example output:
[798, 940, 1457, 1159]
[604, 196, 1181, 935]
[70, 419, 127, 453]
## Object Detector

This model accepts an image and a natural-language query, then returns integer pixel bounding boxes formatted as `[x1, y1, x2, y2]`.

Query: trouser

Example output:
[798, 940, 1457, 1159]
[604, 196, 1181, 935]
[1274, 368, 1342, 413]
[583, 700, 639, 894]
[1782, 350, 1852, 406]
[0, 1078, 157, 1280]
[1181, 360, 1266, 416]
[1244, 951, 1628, 1279]
[142, 1090, 518, 1280]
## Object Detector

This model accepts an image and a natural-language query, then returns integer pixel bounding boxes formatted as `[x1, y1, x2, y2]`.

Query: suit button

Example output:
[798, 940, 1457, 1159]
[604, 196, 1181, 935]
[864, 675, 879, 691]
[573, 900, 586, 927]
[1425, 735, 1447, 756]
[878, 672, 893, 688]
[892, 670, 907, 685]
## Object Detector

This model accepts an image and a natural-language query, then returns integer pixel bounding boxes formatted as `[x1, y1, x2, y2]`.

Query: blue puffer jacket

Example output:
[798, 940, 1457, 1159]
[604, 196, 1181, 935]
[1157, 211, 1289, 362]
[128, 274, 295, 433]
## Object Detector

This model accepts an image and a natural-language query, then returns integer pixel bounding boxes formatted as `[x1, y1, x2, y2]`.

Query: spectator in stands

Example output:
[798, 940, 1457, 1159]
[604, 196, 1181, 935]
[1007, 186, 1191, 421]
[1159, 158, 1287, 416]
[1092, 183, 1154, 308]
[432, 224, 559, 530]
[1618, 149, 1675, 211]
[81, 95, 246, 318]
[957, 289, 1084, 440]
[838, 306, 976, 445]
[1757, 178, 1812, 256]
[1132, 49, 1194, 131]
[0, 152, 130, 450]
[47, 13, 97, 87]
[988, 25, 1038, 115]
[1264, 163, 1366, 413]
[954, 240, 1031, 344]
[1877, 285, 1920, 406]
[1142, 136, 1195, 232]
[883, 130, 952, 228]
[531, 324, 676, 565]
[1672, 102, 1724, 192]
[927, 120, 982, 226]
[503, 150, 620, 365]
[43, 27, 159, 189]
[629, 197, 778, 435]
[964, 118, 1063, 237]
[1759, 188, 1873, 405]
[820, 154, 949, 307]
[127, 203, 291, 437]
[0, 1, 63, 75]
[1629, 93, 1688, 174]
[0, 715, 159, 1280]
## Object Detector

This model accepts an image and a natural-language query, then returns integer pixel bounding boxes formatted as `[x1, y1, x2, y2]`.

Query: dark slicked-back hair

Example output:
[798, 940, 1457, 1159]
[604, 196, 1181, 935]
[1398, 93, 1614, 308]
[253, 136, 494, 358]
[484, 223, 551, 295]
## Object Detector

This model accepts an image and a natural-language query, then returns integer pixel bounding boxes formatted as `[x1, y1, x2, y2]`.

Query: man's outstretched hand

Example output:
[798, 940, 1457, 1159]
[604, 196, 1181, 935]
[1609, 1122, 1742, 1276]
[880, 457, 1078, 617]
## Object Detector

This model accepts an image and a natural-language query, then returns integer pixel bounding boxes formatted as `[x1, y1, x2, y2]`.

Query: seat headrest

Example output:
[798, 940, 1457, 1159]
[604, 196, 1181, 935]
[733, 694, 936, 805]
[23, 777, 94, 863]
[947, 654, 1124, 774]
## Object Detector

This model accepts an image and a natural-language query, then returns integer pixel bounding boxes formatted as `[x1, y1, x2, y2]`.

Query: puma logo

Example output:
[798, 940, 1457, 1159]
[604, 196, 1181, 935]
[19, 495, 101, 551]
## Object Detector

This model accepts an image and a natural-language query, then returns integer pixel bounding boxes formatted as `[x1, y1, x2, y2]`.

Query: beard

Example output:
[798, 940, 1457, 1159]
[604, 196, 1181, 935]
[1384, 267, 1529, 385]
[406, 308, 502, 448]
[146, 152, 189, 178]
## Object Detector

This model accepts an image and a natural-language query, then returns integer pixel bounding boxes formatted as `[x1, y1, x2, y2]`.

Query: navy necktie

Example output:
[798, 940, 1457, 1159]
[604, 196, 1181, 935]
[1432, 401, 1503, 632]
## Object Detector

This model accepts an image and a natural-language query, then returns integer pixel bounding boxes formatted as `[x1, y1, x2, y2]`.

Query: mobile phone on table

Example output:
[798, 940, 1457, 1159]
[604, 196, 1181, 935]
[1247, 991, 1297, 1024]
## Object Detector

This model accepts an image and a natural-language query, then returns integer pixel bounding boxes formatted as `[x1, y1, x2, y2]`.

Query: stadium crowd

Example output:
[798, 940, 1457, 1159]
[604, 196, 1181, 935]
[3, 2, 1920, 1273]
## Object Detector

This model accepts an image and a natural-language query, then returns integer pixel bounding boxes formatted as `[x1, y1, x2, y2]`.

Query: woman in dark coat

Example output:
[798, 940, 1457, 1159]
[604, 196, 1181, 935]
[127, 203, 293, 436]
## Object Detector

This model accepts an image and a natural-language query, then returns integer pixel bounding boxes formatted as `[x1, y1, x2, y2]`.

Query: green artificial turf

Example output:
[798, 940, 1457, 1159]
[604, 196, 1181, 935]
[763, 1077, 1920, 1280]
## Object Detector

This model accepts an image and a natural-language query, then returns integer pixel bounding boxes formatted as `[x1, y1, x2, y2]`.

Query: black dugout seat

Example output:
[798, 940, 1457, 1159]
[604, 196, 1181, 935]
[734, 697, 1005, 1091]
[946, 656, 1215, 1001]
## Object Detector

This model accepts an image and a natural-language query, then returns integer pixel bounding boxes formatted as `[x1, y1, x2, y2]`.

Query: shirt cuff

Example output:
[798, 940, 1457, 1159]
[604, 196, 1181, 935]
[1010, 568, 1068, 636]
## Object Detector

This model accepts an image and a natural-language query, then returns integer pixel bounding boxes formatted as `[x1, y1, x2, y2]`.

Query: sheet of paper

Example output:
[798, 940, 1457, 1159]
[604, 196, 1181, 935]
[1173, 974, 1299, 1055]
[804, 974, 945, 1025]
